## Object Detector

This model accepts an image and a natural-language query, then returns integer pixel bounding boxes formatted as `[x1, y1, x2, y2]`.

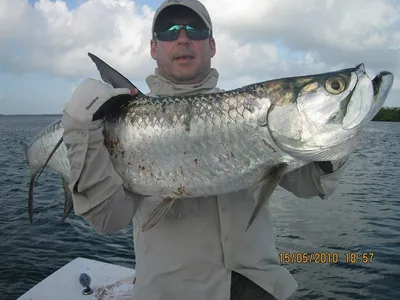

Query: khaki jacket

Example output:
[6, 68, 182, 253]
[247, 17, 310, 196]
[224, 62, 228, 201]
[62, 68, 347, 300]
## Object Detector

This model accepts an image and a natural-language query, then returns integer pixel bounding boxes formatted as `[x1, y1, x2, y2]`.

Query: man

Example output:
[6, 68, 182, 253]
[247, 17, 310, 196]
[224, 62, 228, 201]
[61, 1, 350, 299]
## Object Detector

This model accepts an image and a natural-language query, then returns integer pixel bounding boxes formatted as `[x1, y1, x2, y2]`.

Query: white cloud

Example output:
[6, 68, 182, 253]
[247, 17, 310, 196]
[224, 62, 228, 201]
[0, 0, 399, 105]
[0, 0, 155, 78]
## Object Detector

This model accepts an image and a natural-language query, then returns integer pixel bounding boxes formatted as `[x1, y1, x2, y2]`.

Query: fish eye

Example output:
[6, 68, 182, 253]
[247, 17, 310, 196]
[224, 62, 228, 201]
[325, 76, 346, 94]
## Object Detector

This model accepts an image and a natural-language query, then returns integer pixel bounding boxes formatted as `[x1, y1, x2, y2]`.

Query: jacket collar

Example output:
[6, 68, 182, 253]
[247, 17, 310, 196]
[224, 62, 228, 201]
[145, 68, 220, 96]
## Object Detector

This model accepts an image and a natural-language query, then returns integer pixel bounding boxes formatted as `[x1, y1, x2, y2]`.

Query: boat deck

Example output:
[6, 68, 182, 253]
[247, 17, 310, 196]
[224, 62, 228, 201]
[17, 257, 136, 300]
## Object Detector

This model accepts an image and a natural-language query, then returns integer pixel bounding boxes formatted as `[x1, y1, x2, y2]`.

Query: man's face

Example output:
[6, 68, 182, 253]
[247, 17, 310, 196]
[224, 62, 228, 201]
[150, 13, 216, 84]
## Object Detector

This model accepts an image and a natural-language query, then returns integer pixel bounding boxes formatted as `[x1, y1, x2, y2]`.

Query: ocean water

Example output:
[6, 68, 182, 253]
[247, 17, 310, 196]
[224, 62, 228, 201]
[0, 115, 399, 300]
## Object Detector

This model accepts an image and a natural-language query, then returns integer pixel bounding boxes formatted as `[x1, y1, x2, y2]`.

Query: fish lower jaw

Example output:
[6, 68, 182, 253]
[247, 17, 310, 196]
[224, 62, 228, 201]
[269, 138, 352, 162]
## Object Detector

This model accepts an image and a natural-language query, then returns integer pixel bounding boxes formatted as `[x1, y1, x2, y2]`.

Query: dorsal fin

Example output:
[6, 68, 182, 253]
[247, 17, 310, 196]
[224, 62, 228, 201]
[87, 52, 144, 96]
[88, 52, 146, 120]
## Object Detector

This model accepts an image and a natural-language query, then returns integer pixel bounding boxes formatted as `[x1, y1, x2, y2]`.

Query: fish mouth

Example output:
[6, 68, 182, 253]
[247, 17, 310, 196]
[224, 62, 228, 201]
[341, 65, 394, 130]
[355, 71, 393, 126]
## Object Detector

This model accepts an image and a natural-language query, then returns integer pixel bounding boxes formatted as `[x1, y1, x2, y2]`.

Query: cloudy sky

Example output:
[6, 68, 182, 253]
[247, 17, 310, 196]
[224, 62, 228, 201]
[0, 0, 399, 114]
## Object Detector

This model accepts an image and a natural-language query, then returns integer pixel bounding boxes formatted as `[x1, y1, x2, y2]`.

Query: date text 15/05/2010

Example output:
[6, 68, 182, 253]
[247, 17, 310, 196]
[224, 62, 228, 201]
[279, 252, 375, 264]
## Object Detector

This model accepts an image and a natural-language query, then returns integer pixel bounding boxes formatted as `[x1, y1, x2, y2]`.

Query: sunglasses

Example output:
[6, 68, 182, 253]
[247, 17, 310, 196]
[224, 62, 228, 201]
[154, 24, 211, 41]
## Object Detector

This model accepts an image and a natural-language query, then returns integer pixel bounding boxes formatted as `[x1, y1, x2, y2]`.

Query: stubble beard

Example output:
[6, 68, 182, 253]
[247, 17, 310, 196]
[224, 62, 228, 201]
[168, 61, 211, 84]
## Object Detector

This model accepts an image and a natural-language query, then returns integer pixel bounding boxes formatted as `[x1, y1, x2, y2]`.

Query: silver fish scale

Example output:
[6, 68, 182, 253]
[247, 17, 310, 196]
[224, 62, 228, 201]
[104, 90, 286, 198]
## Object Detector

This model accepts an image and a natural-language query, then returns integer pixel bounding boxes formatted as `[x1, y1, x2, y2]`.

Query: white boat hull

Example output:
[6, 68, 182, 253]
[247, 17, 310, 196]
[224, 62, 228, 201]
[17, 257, 136, 300]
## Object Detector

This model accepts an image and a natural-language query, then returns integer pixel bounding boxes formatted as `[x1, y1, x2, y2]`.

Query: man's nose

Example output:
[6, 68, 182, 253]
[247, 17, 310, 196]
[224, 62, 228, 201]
[176, 29, 190, 43]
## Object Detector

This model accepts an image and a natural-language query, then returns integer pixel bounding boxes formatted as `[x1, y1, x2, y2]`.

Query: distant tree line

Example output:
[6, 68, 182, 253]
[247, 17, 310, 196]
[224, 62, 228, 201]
[372, 107, 400, 122]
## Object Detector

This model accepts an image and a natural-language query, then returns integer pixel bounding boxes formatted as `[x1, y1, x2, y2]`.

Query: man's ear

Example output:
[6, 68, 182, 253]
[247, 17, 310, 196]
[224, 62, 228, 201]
[150, 39, 157, 60]
[209, 37, 216, 58]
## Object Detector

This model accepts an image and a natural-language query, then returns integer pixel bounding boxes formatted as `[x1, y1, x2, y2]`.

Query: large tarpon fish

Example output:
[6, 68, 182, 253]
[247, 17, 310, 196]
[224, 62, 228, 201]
[20, 53, 394, 232]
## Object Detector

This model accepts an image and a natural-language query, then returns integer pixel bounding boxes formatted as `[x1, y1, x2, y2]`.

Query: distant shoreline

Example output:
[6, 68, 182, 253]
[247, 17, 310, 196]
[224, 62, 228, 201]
[372, 107, 400, 122]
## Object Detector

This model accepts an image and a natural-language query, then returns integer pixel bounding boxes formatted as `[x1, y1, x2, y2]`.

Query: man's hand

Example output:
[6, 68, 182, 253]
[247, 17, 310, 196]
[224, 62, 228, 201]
[130, 88, 139, 96]
[63, 78, 138, 125]
[317, 159, 348, 174]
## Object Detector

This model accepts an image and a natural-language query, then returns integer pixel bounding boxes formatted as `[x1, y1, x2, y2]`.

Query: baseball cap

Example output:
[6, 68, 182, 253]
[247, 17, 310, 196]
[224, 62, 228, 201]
[151, 0, 213, 34]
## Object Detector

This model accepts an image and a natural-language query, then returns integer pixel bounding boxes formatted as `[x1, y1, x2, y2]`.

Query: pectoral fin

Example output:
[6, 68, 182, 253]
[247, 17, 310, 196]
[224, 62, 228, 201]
[246, 163, 288, 231]
[141, 197, 176, 232]
[61, 177, 73, 222]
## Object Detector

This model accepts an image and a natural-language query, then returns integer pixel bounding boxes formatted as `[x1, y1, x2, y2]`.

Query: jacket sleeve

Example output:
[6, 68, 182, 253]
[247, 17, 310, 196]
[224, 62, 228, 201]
[278, 160, 348, 199]
[62, 112, 141, 234]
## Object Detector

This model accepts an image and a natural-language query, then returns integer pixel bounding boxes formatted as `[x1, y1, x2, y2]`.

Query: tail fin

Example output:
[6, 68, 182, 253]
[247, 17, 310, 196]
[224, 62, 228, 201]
[87, 52, 144, 96]
[28, 170, 37, 223]
[20, 140, 37, 223]
[35, 136, 63, 182]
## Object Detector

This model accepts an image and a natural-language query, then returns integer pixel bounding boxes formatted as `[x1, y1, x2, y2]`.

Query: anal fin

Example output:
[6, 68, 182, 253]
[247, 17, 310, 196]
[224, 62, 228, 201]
[61, 177, 73, 222]
[246, 163, 288, 231]
[141, 197, 176, 232]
